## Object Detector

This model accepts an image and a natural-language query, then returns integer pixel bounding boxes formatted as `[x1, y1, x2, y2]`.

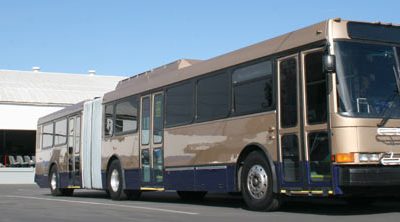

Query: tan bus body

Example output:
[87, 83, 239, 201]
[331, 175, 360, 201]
[36, 19, 400, 211]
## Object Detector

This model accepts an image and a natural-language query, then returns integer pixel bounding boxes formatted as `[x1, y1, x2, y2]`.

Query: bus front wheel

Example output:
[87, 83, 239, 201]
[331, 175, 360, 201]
[241, 151, 280, 211]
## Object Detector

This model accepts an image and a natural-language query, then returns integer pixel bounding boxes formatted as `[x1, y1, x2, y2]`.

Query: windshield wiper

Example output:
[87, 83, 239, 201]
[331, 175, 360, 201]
[377, 91, 399, 127]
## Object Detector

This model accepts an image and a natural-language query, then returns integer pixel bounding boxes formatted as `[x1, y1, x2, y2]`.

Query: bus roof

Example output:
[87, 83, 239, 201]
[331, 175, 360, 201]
[37, 100, 88, 125]
[103, 20, 329, 103]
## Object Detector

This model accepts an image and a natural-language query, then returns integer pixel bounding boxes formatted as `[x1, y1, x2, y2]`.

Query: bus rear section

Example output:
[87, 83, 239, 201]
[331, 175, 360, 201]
[35, 98, 104, 195]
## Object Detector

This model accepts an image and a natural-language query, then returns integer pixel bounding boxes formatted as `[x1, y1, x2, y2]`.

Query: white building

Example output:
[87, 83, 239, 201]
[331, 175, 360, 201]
[0, 69, 124, 183]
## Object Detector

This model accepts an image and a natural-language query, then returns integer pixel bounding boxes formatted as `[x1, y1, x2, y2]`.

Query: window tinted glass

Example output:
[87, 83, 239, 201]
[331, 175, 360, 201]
[153, 148, 163, 182]
[308, 132, 331, 182]
[335, 41, 400, 118]
[305, 51, 327, 124]
[54, 119, 67, 145]
[42, 123, 53, 148]
[153, 94, 164, 144]
[348, 22, 400, 44]
[280, 58, 298, 128]
[141, 149, 150, 182]
[233, 60, 273, 114]
[104, 104, 114, 136]
[233, 60, 272, 83]
[115, 97, 138, 134]
[197, 73, 230, 121]
[68, 118, 74, 148]
[75, 117, 81, 153]
[281, 134, 300, 182]
[141, 97, 150, 145]
[166, 82, 194, 126]
[234, 78, 273, 114]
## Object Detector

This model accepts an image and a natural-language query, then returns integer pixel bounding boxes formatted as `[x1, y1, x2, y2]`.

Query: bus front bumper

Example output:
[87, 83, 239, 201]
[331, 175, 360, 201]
[338, 165, 400, 187]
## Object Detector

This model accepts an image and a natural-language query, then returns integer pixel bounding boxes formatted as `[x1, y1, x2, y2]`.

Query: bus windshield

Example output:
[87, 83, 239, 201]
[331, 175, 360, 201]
[335, 41, 400, 118]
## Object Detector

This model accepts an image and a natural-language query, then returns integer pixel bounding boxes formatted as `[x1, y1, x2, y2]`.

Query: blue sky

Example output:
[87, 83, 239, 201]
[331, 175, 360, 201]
[0, 1, 398, 77]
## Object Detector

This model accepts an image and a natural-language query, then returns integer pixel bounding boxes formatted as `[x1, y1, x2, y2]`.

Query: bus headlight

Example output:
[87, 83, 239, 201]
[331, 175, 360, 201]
[359, 154, 369, 162]
[358, 153, 381, 163]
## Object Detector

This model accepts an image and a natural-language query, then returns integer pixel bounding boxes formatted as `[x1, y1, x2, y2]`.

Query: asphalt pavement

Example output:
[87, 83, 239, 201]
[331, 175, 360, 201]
[0, 184, 400, 222]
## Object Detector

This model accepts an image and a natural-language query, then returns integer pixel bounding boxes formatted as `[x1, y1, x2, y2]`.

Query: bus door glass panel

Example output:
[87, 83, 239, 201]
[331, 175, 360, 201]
[140, 93, 164, 185]
[278, 55, 302, 183]
[302, 49, 330, 183]
[140, 96, 151, 183]
[68, 117, 75, 182]
[74, 116, 81, 183]
[152, 93, 164, 183]
[281, 135, 300, 182]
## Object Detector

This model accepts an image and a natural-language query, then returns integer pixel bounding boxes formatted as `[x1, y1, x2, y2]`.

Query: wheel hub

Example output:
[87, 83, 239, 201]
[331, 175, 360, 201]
[110, 169, 120, 192]
[247, 164, 268, 199]
[51, 172, 57, 190]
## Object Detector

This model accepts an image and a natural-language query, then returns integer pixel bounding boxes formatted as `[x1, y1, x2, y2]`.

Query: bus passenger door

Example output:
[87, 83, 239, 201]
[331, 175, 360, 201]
[277, 49, 331, 193]
[139, 92, 164, 188]
[277, 54, 304, 188]
[68, 116, 81, 187]
[301, 49, 331, 189]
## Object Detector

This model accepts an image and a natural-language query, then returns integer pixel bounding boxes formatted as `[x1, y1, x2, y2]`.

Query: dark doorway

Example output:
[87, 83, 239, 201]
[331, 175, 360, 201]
[0, 130, 36, 167]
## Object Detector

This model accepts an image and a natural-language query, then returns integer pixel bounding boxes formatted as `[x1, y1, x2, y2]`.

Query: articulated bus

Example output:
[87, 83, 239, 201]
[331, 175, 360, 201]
[35, 19, 400, 211]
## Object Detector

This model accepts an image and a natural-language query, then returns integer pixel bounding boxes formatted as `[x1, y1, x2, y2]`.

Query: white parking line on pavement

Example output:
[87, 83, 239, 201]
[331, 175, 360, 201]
[4, 195, 199, 215]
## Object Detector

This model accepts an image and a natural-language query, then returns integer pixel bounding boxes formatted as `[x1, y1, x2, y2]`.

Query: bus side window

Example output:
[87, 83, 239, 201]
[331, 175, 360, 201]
[232, 60, 273, 115]
[42, 122, 54, 149]
[104, 104, 114, 136]
[305, 51, 327, 124]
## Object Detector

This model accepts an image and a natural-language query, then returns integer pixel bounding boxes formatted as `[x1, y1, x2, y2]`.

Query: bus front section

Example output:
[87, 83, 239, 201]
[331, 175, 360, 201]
[329, 20, 400, 196]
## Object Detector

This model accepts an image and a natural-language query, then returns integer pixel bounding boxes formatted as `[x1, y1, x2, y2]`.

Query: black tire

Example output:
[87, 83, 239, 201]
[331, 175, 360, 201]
[177, 191, 207, 201]
[126, 190, 142, 200]
[107, 159, 127, 200]
[345, 197, 376, 206]
[61, 188, 74, 196]
[49, 165, 63, 196]
[49, 165, 74, 196]
[241, 151, 281, 211]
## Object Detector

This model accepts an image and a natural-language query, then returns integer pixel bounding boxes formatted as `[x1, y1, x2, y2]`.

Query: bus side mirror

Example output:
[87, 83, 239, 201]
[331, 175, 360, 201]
[323, 54, 336, 73]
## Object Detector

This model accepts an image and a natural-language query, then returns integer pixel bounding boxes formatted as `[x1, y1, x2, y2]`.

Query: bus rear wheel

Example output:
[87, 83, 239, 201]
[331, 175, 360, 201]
[241, 151, 280, 211]
[49, 165, 74, 196]
[177, 191, 207, 201]
[107, 159, 128, 200]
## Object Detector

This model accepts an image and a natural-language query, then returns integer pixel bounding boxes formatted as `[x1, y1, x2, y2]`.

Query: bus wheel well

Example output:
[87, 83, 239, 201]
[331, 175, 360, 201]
[48, 162, 57, 175]
[236, 145, 273, 192]
[106, 155, 120, 174]
[237, 145, 268, 166]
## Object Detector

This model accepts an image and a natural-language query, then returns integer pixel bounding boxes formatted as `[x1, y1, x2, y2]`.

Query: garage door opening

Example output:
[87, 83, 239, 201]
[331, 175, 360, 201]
[0, 130, 36, 167]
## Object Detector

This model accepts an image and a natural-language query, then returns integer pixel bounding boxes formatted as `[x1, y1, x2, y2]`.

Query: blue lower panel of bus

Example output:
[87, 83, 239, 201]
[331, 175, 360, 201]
[164, 168, 195, 191]
[100, 165, 236, 192]
[164, 165, 236, 192]
[35, 174, 48, 188]
[124, 169, 141, 190]
[275, 161, 344, 195]
[100, 169, 141, 190]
